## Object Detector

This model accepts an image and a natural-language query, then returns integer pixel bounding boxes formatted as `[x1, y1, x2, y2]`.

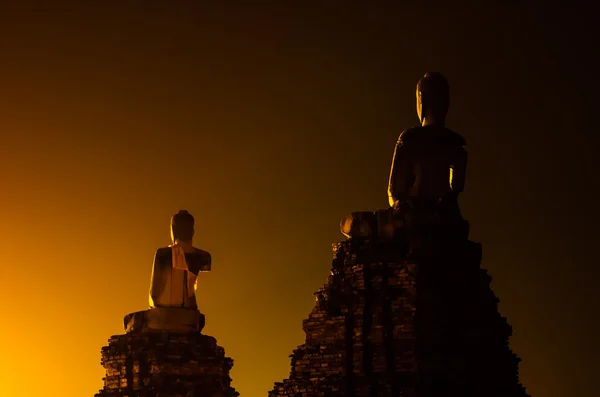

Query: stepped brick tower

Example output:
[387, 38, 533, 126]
[270, 216, 528, 397]
[95, 322, 237, 397]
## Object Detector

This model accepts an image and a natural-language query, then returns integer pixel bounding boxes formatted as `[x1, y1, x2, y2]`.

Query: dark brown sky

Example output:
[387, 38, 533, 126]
[0, 3, 598, 397]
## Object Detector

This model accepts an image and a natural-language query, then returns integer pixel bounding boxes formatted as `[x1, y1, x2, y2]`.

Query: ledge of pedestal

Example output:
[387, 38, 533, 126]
[124, 307, 205, 334]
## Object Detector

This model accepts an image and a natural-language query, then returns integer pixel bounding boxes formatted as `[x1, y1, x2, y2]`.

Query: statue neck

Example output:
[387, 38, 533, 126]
[421, 116, 445, 127]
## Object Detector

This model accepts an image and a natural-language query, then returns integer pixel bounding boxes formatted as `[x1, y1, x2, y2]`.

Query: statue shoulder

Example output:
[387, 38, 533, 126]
[397, 127, 421, 145]
[194, 248, 212, 262]
[443, 127, 467, 147]
[187, 248, 212, 273]
[452, 132, 467, 147]
[154, 247, 172, 261]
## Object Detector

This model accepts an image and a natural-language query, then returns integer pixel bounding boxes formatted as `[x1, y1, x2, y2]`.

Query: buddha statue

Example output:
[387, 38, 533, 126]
[340, 73, 468, 244]
[388, 72, 468, 227]
[124, 210, 211, 333]
[149, 210, 211, 309]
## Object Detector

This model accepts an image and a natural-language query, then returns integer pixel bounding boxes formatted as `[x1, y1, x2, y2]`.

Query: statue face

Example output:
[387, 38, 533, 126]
[416, 88, 423, 123]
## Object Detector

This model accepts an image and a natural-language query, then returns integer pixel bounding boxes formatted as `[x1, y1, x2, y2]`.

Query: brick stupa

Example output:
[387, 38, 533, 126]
[270, 211, 529, 397]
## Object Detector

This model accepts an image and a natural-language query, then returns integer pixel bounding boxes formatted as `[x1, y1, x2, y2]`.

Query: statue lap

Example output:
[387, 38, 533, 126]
[339, 196, 466, 247]
[124, 307, 206, 334]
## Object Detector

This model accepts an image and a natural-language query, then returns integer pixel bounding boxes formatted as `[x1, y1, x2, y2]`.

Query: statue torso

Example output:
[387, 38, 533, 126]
[397, 125, 466, 199]
[154, 247, 212, 275]
[149, 247, 212, 309]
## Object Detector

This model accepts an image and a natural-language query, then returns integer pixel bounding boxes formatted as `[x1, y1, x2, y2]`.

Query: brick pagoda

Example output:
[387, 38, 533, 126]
[270, 212, 529, 397]
[95, 313, 238, 397]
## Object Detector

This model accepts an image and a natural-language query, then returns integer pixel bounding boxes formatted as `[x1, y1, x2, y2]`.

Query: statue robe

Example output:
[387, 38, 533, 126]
[149, 245, 211, 309]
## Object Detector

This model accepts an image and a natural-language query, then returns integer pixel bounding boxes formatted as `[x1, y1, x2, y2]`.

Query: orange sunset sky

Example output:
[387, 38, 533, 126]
[0, 3, 598, 397]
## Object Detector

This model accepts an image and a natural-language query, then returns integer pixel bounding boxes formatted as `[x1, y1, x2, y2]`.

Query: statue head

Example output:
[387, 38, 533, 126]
[170, 210, 195, 244]
[416, 72, 450, 126]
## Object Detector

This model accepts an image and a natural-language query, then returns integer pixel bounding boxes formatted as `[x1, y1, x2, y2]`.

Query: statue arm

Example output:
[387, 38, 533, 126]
[200, 250, 212, 272]
[149, 250, 165, 308]
[387, 139, 400, 206]
[388, 132, 410, 207]
[452, 146, 468, 193]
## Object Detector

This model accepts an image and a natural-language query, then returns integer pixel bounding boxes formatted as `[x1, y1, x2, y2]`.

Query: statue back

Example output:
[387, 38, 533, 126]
[149, 247, 212, 309]
[393, 125, 467, 201]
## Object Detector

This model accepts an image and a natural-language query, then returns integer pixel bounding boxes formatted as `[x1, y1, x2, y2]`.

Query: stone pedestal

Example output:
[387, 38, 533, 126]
[270, 215, 529, 397]
[96, 310, 238, 397]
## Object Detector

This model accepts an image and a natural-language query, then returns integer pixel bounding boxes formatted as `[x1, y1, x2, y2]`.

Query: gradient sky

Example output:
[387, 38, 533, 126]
[0, 3, 598, 397]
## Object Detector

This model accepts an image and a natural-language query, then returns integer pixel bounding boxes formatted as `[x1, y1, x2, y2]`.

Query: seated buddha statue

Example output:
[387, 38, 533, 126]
[149, 210, 211, 309]
[124, 210, 211, 333]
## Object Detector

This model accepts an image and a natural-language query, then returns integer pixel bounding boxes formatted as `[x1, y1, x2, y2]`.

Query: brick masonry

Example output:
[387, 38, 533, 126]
[270, 219, 529, 397]
[95, 331, 238, 397]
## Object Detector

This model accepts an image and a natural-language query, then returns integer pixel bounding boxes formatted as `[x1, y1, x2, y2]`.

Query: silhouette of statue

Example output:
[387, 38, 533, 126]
[338, 73, 468, 244]
[124, 210, 211, 333]
[149, 210, 211, 309]
[388, 73, 467, 229]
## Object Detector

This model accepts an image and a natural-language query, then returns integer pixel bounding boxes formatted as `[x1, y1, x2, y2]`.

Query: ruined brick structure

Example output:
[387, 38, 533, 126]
[270, 218, 529, 397]
[95, 327, 238, 397]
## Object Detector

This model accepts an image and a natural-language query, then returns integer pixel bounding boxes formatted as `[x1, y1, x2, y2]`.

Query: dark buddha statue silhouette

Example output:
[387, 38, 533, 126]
[149, 210, 211, 309]
[388, 72, 468, 223]
[340, 73, 468, 241]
